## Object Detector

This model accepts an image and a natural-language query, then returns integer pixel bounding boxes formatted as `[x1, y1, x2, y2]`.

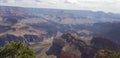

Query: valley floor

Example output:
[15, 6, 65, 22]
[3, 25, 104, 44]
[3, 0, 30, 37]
[29, 39, 56, 58]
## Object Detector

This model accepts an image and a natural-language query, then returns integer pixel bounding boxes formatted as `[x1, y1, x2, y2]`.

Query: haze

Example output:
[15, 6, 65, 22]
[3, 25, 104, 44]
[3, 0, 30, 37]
[0, 0, 120, 13]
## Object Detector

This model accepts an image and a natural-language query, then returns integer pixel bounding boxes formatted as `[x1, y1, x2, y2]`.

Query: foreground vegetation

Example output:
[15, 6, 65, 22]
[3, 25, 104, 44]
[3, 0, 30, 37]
[0, 42, 36, 58]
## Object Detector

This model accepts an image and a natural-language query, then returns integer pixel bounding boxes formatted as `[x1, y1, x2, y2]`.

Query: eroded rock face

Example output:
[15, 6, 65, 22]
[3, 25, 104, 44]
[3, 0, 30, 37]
[0, 34, 43, 46]
[46, 33, 86, 58]
[0, 34, 23, 46]
[0, 25, 12, 33]
[91, 37, 120, 50]
[46, 33, 120, 58]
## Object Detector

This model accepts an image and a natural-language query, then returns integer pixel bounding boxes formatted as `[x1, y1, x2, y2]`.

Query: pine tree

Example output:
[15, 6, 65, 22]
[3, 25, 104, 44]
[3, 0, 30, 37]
[0, 42, 36, 58]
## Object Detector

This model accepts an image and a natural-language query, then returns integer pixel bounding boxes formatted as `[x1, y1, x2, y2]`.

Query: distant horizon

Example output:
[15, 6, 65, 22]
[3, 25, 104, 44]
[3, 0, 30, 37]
[0, 0, 120, 14]
[1, 5, 120, 14]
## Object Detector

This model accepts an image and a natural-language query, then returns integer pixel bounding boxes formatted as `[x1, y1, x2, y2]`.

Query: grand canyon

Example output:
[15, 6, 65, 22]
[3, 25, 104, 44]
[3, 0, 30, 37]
[0, 6, 120, 58]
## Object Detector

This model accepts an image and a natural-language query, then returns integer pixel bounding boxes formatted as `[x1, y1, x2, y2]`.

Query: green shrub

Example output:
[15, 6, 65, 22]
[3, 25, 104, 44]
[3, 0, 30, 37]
[0, 42, 36, 58]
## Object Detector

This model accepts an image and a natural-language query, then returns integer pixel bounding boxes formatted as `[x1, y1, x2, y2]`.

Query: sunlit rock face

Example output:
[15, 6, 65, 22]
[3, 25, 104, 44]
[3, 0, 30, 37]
[46, 33, 120, 58]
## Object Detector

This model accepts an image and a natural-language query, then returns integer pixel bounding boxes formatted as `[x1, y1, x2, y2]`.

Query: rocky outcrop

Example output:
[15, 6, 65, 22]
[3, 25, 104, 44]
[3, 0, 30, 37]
[46, 33, 120, 58]
[91, 37, 120, 50]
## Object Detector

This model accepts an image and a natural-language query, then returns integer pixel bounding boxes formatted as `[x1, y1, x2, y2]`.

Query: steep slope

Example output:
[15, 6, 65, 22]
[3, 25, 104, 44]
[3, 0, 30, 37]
[46, 33, 120, 58]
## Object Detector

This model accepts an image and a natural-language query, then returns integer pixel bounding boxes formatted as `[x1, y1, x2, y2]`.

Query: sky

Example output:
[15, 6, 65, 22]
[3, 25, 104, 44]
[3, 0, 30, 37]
[0, 0, 120, 13]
